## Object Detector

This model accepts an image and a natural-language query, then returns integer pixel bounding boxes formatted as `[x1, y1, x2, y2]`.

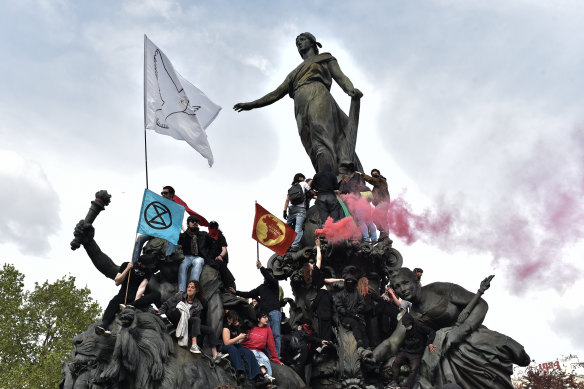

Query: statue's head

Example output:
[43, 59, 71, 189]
[296, 32, 322, 55]
[72, 323, 115, 364]
[389, 267, 420, 301]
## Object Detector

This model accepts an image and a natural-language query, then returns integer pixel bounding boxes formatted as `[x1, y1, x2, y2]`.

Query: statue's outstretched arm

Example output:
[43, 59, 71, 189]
[442, 283, 489, 352]
[233, 77, 290, 112]
[373, 321, 406, 363]
[74, 220, 119, 279]
[328, 60, 363, 98]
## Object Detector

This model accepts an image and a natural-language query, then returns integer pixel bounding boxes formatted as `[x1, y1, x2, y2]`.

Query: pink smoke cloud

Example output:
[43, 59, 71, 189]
[337, 126, 584, 294]
[315, 216, 362, 243]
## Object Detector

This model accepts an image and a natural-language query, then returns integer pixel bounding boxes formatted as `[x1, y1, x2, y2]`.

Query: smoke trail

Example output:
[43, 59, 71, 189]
[338, 127, 584, 294]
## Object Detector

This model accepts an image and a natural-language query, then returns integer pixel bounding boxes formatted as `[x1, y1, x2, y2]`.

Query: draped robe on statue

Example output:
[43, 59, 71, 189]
[286, 53, 363, 174]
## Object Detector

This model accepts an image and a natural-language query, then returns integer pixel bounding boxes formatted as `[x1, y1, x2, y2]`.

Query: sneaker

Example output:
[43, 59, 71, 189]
[189, 344, 201, 354]
[264, 374, 276, 383]
[254, 374, 270, 387]
[212, 352, 229, 362]
[95, 326, 111, 336]
[119, 304, 126, 310]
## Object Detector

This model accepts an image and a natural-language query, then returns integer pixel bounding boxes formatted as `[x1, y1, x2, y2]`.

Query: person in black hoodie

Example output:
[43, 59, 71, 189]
[333, 270, 369, 348]
[311, 163, 343, 223]
[230, 259, 282, 357]
[303, 238, 343, 341]
[389, 312, 436, 389]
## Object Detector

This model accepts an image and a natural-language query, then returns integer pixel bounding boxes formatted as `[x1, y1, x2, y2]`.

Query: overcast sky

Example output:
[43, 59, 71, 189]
[1, 0, 583, 364]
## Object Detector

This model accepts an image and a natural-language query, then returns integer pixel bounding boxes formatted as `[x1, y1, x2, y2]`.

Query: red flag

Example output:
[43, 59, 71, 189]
[173, 194, 209, 227]
[251, 203, 296, 257]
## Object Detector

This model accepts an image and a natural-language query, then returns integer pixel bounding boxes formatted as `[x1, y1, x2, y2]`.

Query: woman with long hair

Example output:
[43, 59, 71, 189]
[157, 280, 228, 362]
[220, 310, 269, 386]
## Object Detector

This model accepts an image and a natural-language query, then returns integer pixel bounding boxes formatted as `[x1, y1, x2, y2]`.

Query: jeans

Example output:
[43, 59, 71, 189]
[355, 207, 377, 242]
[221, 344, 262, 379]
[178, 255, 204, 291]
[132, 234, 176, 263]
[315, 193, 343, 224]
[250, 350, 272, 376]
[286, 206, 306, 247]
[269, 310, 282, 357]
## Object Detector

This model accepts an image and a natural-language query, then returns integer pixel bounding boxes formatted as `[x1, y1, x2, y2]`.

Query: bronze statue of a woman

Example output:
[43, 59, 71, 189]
[234, 32, 363, 175]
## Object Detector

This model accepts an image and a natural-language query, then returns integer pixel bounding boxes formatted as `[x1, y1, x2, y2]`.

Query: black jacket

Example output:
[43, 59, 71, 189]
[235, 267, 280, 313]
[400, 314, 436, 354]
[312, 164, 339, 194]
[333, 287, 365, 318]
[178, 229, 212, 260]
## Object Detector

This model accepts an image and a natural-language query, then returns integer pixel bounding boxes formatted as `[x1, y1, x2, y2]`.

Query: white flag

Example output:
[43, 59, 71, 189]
[144, 35, 221, 166]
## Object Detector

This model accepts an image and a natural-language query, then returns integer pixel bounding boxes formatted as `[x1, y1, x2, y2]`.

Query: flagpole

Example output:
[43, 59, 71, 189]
[143, 34, 149, 189]
[255, 200, 260, 262]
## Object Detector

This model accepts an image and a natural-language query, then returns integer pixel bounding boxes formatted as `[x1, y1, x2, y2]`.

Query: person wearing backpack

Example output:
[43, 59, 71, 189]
[283, 173, 311, 251]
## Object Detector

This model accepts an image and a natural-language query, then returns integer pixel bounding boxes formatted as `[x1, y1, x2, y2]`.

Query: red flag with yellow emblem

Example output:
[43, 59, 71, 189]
[251, 203, 297, 257]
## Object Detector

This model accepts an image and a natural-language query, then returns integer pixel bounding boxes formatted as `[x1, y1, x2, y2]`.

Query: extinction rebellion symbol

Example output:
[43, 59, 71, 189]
[144, 201, 172, 230]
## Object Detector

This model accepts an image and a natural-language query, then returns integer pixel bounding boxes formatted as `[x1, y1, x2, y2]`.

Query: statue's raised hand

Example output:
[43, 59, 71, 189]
[73, 220, 95, 246]
[347, 88, 363, 98]
[233, 102, 254, 112]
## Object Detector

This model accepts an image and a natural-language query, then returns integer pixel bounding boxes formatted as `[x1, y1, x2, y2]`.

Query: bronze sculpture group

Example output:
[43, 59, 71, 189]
[62, 33, 530, 389]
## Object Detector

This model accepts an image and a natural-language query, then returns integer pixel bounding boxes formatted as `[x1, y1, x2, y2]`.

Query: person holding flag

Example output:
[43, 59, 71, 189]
[95, 254, 160, 336]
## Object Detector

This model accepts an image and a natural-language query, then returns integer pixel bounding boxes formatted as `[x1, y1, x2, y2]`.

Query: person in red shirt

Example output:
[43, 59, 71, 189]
[241, 311, 284, 383]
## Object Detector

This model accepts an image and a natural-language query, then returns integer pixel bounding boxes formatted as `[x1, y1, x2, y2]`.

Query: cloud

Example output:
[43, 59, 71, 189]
[0, 150, 61, 255]
[550, 306, 584, 351]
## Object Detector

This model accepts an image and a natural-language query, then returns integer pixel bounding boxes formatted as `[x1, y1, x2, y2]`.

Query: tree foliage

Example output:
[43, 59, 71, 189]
[515, 368, 584, 389]
[0, 263, 101, 388]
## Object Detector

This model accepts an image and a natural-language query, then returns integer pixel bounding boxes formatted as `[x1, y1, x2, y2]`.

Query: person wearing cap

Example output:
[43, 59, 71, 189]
[207, 220, 236, 290]
[389, 312, 436, 389]
[95, 253, 160, 335]
[333, 271, 369, 348]
[177, 215, 212, 291]
[234, 32, 364, 176]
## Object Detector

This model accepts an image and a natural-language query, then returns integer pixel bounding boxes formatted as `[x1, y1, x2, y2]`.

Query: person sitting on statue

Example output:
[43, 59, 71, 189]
[230, 259, 282, 357]
[388, 312, 436, 389]
[207, 220, 236, 290]
[131, 186, 208, 264]
[311, 163, 343, 224]
[241, 311, 284, 384]
[156, 279, 228, 362]
[177, 215, 212, 291]
[373, 268, 531, 389]
[96, 253, 160, 336]
[333, 271, 369, 349]
[220, 310, 270, 386]
[413, 267, 423, 286]
[303, 238, 344, 341]
[283, 173, 311, 251]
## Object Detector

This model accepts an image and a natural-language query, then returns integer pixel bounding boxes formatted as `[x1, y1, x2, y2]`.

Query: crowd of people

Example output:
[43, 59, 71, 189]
[93, 180, 434, 388]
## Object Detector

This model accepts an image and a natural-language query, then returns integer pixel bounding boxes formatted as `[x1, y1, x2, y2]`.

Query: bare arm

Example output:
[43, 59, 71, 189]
[324, 278, 344, 284]
[216, 246, 228, 261]
[222, 327, 247, 346]
[233, 77, 290, 111]
[315, 238, 322, 269]
[114, 262, 133, 286]
[134, 278, 148, 301]
[328, 60, 363, 98]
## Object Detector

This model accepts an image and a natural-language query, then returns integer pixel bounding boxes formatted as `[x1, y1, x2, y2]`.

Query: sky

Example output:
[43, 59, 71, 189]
[1, 0, 583, 364]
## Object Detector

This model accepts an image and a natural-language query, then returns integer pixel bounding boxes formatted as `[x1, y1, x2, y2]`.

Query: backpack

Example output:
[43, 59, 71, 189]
[288, 183, 305, 205]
